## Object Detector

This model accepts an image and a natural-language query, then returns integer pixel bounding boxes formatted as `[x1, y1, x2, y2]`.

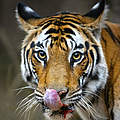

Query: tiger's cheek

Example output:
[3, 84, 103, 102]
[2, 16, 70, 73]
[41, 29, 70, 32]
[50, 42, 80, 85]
[67, 67, 83, 90]
[68, 57, 89, 90]
[31, 56, 46, 91]
[36, 66, 46, 89]
[65, 63, 86, 91]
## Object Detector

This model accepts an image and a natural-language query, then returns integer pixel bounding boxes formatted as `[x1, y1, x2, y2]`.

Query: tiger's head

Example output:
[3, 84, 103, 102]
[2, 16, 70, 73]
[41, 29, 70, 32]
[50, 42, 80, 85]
[16, 0, 108, 119]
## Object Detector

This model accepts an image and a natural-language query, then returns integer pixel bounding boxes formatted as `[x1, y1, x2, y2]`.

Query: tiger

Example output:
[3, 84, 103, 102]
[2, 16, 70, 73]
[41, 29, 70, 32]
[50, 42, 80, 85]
[16, 0, 120, 119]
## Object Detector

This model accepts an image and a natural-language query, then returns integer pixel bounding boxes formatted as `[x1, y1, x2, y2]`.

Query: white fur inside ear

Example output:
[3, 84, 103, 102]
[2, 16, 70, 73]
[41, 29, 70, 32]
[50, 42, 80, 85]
[25, 6, 34, 13]
[92, 2, 100, 10]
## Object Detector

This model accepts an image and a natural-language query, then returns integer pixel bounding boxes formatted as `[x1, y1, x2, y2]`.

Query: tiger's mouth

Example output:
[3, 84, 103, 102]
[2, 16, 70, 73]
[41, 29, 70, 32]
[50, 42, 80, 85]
[35, 89, 75, 118]
[42, 102, 74, 118]
[50, 104, 74, 118]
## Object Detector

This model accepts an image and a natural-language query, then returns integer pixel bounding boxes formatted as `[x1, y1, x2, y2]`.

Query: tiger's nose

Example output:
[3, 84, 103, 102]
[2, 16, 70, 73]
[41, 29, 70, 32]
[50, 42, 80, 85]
[43, 88, 69, 111]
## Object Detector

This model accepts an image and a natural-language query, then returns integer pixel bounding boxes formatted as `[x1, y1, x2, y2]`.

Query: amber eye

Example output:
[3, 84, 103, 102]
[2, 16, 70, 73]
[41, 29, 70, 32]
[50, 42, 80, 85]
[72, 51, 81, 62]
[38, 50, 47, 61]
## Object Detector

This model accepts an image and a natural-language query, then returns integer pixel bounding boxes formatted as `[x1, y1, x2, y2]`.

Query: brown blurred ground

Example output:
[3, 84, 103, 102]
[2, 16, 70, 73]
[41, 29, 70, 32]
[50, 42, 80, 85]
[0, 0, 119, 120]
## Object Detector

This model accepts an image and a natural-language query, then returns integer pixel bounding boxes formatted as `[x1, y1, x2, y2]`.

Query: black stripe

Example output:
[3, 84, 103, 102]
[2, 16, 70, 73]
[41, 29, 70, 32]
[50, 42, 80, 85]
[35, 93, 43, 98]
[82, 29, 95, 43]
[26, 49, 30, 64]
[26, 49, 32, 81]
[30, 41, 35, 48]
[39, 19, 54, 27]
[66, 23, 78, 29]
[45, 40, 49, 48]
[43, 35, 52, 41]
[32, 54, 41, 63]
[42, 22, 52, 30]
[77, 44, 84, 49]
[85, 41, 89, 50]
[101, 36, 107, 48]
[64, 28, 75, 35]
[36, 42, 44, 48]
[31, 58, 35, 67]
[77, 55, 87, 67]
[26, 75, 32, 82]
[45, 28, 59, 34]
[84, 58, 89, 71]
[59, 14, 79, 19]
[42, 21, 78, 32]
[74, 43, 84, 50]
[63, 19, 80, 25]
[60, 37, 68, 51]
[89, 50, 94, 76]
[105, 24, 120, 45]
[104, 59, 114, 119]
[53, 36, 59, 41]
[89, 50, 94, 63]
[53, 20, 62, 26]
[59, 43, 66, 51]
[66, 35, 75, 41]
[55, 22, 78, 29]
[82, 29, 89, 38]
[23, 46, 26, 67]
[70, 41, 74, 49]
[23, 47, 32, 81]
[92, 45, 100, 64]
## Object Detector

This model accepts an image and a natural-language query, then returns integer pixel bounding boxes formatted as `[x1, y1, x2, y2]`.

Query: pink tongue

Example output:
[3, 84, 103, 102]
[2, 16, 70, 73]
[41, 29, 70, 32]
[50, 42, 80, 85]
[44, 89, 63, 111]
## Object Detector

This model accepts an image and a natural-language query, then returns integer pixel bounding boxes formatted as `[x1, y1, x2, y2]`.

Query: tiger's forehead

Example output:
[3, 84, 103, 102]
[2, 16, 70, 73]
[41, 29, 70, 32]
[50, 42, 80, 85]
[29, 13, 95, 51]
[35, 27, 85, 50]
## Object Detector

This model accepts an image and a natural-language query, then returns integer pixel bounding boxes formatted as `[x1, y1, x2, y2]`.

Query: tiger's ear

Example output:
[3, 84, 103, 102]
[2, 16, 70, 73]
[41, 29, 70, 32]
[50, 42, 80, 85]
[83, 0, 106, 20]
[16, 2, 42, 32]
[81, 0, 108, 40]
[82, 0, 107, 24]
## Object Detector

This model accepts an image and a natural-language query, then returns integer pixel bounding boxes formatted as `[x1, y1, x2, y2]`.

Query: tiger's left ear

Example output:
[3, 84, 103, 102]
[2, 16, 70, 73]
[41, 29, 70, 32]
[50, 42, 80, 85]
[16, 2, 42, 32]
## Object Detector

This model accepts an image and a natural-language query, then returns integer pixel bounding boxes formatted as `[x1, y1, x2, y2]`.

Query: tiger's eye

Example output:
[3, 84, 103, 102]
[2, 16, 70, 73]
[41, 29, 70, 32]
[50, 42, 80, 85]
[72, 51, 81, 61]
[38, 50, 47, 60]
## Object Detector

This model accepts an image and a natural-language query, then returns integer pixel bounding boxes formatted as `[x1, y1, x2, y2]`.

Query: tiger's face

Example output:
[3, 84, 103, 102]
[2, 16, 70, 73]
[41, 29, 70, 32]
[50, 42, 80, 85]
[17, 0, 108, 119]
[28, 22, 91, 92]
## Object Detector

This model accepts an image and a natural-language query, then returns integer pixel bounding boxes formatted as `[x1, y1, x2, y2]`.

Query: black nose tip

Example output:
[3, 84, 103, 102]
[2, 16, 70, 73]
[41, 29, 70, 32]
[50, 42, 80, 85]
[57, 88, 69, 99]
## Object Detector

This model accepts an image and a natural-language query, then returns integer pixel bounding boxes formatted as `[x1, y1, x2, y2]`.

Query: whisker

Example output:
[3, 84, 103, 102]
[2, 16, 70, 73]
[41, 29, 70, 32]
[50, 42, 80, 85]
[82, 96, 93, 106]
[82, 90, 103, 100]
[23, 99, 37, 114]
[27, 110, 31, 120]
[81, 99, 91, 116]
[19, 97, 37, 119]
[33, 103, 40, 112]
[17, 93, 35, 109]
[17, 99, 33, 116]
[83, 96, 108, 119]
[17, 97, 35, 111]
[15, 86, 34, 91]
[74, 103, 90, 119]
[77, 100, 91, 116]
[14, 86, 34, 95]
[81, 97, 96, 119]
[65, 94, 81, 101]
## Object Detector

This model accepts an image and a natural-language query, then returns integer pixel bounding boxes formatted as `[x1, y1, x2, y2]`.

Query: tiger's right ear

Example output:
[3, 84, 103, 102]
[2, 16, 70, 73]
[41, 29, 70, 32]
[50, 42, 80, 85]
[16, 2, 42, 32]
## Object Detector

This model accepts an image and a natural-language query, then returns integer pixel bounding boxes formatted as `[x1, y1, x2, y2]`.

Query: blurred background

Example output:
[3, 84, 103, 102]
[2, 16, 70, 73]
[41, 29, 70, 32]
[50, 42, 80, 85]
[0, 0, 119, 120]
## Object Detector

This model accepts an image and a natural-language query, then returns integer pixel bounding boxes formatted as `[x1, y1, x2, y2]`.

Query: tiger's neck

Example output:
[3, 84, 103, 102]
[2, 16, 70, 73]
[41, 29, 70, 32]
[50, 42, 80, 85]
[101, 21, 120, 119]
